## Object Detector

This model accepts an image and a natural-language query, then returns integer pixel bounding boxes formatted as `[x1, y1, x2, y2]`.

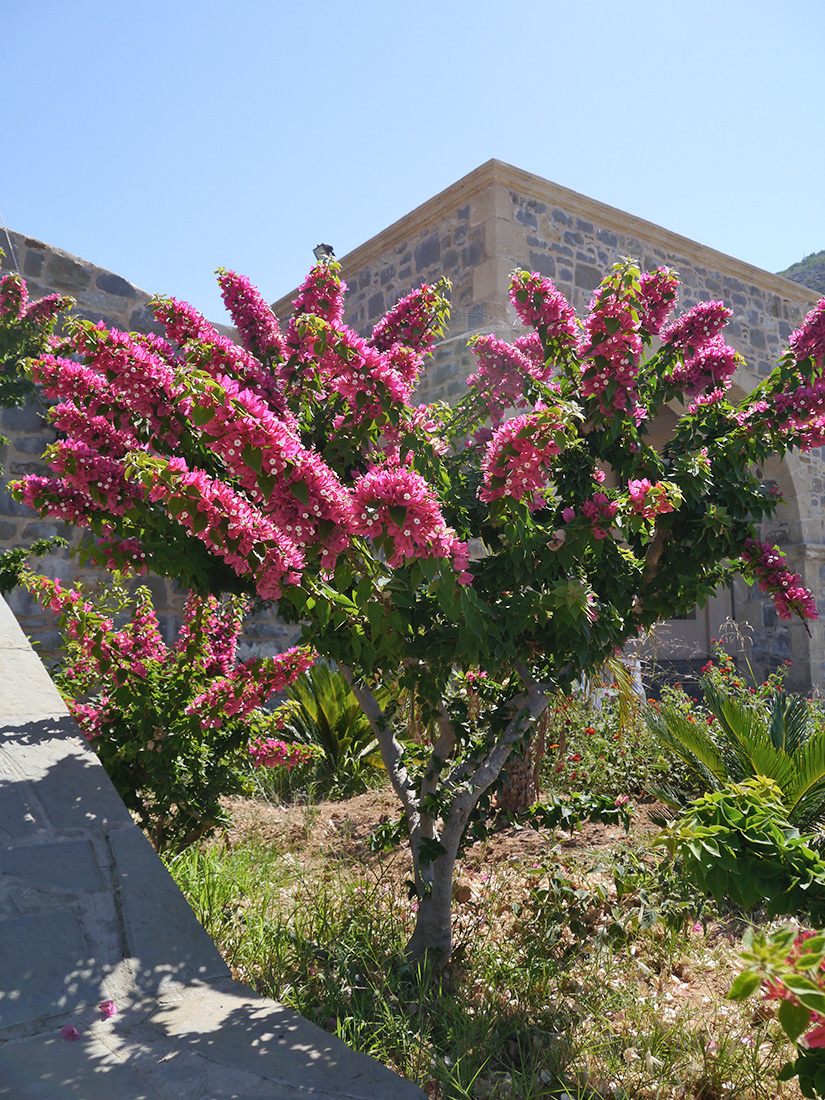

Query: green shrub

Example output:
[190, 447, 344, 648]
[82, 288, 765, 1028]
[656, 775, 825, 922]
[26, 571, 314, 852]
[273, 662, 389, 796]
[646, 646, 825, 839]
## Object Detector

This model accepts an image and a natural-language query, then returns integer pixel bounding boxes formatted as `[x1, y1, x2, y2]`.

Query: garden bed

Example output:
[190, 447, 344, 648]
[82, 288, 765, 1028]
[164, 789, 804, 1100]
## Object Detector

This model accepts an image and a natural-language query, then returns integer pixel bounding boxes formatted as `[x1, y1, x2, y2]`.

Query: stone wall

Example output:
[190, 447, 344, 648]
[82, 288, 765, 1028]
[273, 160, 824, 690]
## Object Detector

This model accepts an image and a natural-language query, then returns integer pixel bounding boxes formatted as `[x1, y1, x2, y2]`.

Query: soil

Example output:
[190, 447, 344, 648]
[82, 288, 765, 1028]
[221, 790, 744, 994]
[222, 788, 663, 867]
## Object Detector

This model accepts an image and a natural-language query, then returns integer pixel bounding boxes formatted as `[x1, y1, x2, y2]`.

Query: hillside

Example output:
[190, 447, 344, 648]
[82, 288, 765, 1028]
[778, 249, 825, 294]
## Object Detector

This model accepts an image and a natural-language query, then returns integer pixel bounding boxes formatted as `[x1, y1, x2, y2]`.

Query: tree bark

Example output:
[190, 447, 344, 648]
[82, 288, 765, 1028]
[495, 738, 538, 814]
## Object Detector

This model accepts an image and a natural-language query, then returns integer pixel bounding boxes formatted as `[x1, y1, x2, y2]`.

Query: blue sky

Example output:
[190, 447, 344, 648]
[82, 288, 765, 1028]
[3, 0, 823, 321]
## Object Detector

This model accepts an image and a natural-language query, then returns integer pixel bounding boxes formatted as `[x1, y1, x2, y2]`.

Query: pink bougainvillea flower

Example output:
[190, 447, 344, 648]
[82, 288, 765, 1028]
[98, 1000, 117, 1019]
[61, 1024, 81, 1041]
[638, 267, 679, 336]
[789, 296, 825, 368]
[741, 537, 818, 620]
[661, 300, 732, 354]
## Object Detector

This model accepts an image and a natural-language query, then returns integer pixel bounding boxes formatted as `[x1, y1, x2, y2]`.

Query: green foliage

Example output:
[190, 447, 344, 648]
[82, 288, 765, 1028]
[275, 663, 388, 794]
[27, 572, 311, 853]
[525, 790, 633, 833]
[656, 776, 825, 921]
[539, 688, 671, 801]
[0, 537, 67, 596]
[646, 648, 825, 837]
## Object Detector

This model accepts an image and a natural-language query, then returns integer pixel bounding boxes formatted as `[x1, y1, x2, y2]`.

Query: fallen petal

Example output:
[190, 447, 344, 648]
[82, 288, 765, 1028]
[61, 1025, 81, 1042]
[98, 1000, 117, 1019]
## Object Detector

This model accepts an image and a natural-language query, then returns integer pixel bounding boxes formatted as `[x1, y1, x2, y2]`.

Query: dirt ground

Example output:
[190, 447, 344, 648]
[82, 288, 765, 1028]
[220, 788, 748, 1005]
[221, 787, 663, 866]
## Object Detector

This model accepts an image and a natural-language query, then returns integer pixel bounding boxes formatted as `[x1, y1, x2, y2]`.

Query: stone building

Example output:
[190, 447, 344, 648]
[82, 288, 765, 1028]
[2, 159, 823, 688]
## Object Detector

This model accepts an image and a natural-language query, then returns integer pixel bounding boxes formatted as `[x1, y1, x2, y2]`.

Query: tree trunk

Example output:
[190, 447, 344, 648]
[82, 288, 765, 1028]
[404, 855, 455, 966]
[404, 804, 470, 968]
[495, 722, 545, 814]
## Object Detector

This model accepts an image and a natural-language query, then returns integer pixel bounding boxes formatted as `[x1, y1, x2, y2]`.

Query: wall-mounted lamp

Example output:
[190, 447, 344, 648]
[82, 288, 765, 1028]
[313, 243, 335, 262]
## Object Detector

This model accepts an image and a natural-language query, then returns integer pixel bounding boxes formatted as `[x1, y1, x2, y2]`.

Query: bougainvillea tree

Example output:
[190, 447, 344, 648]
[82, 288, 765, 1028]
[12, 256, 824, 962]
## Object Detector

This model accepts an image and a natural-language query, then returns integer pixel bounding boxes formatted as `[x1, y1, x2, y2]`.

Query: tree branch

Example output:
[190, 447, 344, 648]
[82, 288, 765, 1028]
[338, 663, 417, 821]
[444, 680, 551, 805]
[641, 527, 670, 590]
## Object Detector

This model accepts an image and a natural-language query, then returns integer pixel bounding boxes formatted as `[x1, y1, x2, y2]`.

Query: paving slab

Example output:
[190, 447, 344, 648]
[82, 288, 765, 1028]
[0, 596, 425, 1099]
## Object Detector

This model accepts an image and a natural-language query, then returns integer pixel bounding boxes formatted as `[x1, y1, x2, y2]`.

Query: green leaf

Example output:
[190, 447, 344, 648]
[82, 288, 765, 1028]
[241, 445, 263, 474]
[388, 505, 407, 530]
[779, 997, 813, 1042]
[258, 472, 277, 500]
[784, 974, 825, 1015]
[190, 404, 216, 427]
[289, 480, 309, 506]
[367, 601, 385, 634]
[191, 510, 209, 535]
[728, 970, 763, 1000]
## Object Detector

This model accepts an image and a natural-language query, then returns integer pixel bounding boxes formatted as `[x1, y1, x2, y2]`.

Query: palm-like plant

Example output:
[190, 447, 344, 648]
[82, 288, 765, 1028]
[279, 663, 386, 784]
[647, 679, 825, 839]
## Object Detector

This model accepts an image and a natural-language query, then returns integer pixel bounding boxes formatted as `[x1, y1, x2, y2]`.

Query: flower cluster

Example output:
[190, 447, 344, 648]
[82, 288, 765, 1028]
[172, 591, 248, 676]
[741, 538, 817, 620]
[467, 333, 554, 424]
[351, 462, 469, 574]
[637, 267, 679, 336]
[479, 410, 566, 506]
[661, 299, 732, 354]
[138, 455, 306, 600]
[249, 737, 315, 769]
[291, 261, 347, 326]
[301, 320, 415, 425]
[25, 574, 165, 685]
[217, 268, 287, 360]
[0, 272, 72, 408]
[578, 276, 643, 418]
[626, 479, 676, 520]
[369, 283, 446, 354]
[509, 270, 579, 348]
[186, 647, 316, 727]
[580, 492, 619, 539]
[70, 322, 186, 429]
[789, 297, 825, 369]
[0, 272, 27, 317]
[672, 335, 740, 397]
[151, 296, 220, 345]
